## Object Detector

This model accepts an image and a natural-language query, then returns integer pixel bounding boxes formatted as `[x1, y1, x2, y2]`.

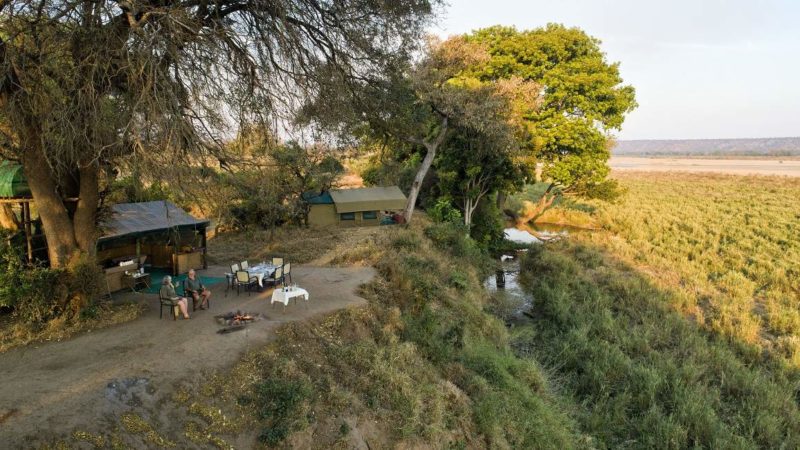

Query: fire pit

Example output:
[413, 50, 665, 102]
[215, 311, 262, 334]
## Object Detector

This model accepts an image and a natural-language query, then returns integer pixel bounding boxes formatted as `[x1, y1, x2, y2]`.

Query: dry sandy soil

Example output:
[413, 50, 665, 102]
[0, 264, 375, 448]
[610, 157, 800, 177]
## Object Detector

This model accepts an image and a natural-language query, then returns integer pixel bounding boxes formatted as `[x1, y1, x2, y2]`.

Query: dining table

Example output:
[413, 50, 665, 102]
[248, 262, 279, 287]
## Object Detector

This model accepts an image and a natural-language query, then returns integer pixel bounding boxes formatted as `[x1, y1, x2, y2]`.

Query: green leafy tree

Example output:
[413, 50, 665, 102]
[302, 36, 503, 223]
[465, 24, 637, 218]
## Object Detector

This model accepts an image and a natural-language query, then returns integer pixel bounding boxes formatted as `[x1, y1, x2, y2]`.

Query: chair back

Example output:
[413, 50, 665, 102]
[274, 267, 283, 279]
[230, 263, 240, 273]
[236, 270, 250, 283]
[271, 257, 284, 267]
[283, 262, 291, 274]
[241, 260, 249, 270]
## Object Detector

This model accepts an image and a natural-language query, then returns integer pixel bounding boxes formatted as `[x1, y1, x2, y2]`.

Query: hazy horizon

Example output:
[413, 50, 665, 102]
[436, 0, 800, 141]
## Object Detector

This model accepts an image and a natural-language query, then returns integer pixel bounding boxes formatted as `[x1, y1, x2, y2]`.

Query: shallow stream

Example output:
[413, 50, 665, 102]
[485, 225, 583, 322]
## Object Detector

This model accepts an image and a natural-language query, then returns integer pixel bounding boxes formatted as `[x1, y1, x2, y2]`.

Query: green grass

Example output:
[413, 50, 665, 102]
[517, 241, 800, 448]
[509, 171, 800, 447]
[585, 172, 800, 363]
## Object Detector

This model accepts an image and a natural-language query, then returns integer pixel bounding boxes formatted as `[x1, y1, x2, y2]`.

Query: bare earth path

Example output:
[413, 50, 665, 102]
[0, 265, 374, 447]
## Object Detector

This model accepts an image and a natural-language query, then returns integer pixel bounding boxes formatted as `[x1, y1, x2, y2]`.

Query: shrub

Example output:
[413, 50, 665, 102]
[424, 222, 488, 264]
[428, 197, 462, 224]
[249, 378, 311, 446]
[0, 235, 66, 323]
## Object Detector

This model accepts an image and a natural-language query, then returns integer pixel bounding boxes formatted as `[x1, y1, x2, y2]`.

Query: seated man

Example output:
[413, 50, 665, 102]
[185, 269, 211, 310]
[161, 276, 190, 320]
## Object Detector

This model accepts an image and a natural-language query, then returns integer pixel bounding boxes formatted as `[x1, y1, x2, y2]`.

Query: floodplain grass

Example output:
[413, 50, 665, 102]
[517, 241, 800, 448]
[584, 172, 800, 364]
[514, 172, 800, 365]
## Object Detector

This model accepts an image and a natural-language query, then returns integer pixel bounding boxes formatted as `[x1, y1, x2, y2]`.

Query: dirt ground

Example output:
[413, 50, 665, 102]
[0, 264, 375, 448]
[610, 157, 800, 177]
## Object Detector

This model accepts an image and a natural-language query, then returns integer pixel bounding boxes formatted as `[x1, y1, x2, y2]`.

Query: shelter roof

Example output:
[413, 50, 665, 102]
[99, 201, 208, 242]
[329, 186, 406, 213]
[0, 161, 31, 198]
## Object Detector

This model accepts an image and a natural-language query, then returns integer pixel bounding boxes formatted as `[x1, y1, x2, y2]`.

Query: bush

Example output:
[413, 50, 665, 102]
[249, 378, 311, 446]
[424, 222, 487, 264]
[0, 232, 105, 324]
[0, 234, 66, 323]
[428, 198, 462, 224]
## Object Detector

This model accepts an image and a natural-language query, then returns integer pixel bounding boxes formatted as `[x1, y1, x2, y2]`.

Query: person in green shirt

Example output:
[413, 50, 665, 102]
[161, 276, 190, 319]
[185, 269, 211, 310]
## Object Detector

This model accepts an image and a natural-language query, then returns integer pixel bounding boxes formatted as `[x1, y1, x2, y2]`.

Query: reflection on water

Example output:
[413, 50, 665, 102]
[485, 255, 533, 323]
[493, 224, 590, 322]
[503, 228, 542, 244]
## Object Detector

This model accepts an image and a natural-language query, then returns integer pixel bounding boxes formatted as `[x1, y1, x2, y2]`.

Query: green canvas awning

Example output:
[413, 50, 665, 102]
[0, 161, 31, 198]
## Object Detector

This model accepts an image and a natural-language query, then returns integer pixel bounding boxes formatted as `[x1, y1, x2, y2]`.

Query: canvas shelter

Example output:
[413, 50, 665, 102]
[0, 161, 31, 198]
[0, 161, 38, 262]
[306, 186, 406, 227]
[97, 201, 210, 275]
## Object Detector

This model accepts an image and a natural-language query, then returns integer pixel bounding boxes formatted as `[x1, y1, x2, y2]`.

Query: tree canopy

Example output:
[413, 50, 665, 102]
[464, 24, 637, 202]
[0, 0, 439, 267]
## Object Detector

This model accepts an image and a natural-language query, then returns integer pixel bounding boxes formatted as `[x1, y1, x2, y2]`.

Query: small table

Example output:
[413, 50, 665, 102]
[124, 272, 151, 293]
[271, 287, 309, 308]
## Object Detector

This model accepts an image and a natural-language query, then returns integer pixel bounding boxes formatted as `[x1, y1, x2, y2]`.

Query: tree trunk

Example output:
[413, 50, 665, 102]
[0, 204, 20, 230]
[464, 197, 474, 228]
[20, 143, 100, 268]
[21, 145, 81, 268]
[515, 184, 559, 227]
[74, 162, 99, 254]
[403, 117, 448, 223]
[496, 192, 507, 210]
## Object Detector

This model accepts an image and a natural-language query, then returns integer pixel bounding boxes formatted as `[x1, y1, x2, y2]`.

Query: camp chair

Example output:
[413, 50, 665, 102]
[271, 257, 284, 267]
[283, 262, 292, 284]
[236, 270, 258, 296]
[240, 260, 249, 270]
[183, 278, 210, 311]
[158, 285, 179, 321]
[264, 266, 284, 289]
[225, 263, 240, 296]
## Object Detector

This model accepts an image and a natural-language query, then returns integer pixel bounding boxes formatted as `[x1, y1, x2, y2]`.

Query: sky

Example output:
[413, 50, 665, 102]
[434, 0, 800, 140]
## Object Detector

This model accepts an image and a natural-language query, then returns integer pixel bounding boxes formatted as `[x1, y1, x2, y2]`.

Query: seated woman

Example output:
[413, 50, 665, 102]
[185, 269, 211, 310]
[161, 276, 190, 319]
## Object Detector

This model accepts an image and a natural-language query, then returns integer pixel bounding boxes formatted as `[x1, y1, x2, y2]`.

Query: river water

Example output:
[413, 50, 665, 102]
[484, 226, 578, 322]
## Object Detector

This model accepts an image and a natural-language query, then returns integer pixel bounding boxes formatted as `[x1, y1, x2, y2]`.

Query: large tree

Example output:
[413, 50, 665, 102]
[464, 24, 637, 217]
[0, 0, 437, 268]
[302, 36, 516, 223]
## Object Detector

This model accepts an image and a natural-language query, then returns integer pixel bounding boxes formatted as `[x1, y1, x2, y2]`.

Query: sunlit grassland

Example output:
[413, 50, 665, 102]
[579, 172, 800, 364]
[511, 171, 800, 445]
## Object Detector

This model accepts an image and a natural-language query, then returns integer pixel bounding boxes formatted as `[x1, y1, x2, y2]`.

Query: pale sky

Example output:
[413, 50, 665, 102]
[435, 0, 800, 140]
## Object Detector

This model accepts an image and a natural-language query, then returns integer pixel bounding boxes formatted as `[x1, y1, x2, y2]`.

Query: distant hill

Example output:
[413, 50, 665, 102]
[613, 137, 800, 157]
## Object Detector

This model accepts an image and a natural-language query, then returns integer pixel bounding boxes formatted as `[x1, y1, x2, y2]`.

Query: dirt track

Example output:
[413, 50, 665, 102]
[0, 265, 374, 448]
[610, 157, 800, 177]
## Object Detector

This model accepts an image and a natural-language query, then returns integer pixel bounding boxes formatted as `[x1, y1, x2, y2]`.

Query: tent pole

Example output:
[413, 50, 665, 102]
[22, 202, 32, 263]
[201, 227, 207, 269]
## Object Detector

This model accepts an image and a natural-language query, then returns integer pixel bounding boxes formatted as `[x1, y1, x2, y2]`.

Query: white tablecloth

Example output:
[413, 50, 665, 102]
[248, 263, 278, 287]
[271, 287, 309, 306]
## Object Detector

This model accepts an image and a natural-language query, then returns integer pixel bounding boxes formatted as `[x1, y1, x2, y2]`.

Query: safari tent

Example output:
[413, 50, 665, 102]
[97, 201, 210, 275]
[305, 186, 407, 227]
